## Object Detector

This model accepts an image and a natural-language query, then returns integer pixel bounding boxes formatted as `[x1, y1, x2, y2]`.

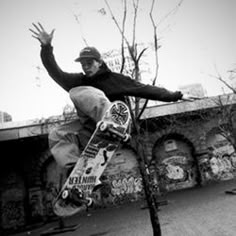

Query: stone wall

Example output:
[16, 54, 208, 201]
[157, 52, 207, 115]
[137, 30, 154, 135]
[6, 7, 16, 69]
[1, 105, 236, 231]
[0, 172, 26, 230]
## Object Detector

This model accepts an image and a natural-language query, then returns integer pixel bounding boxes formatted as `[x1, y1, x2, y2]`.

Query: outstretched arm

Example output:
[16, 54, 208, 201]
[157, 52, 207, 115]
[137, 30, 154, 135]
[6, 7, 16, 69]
[29, 22, 55, 45]
[29, 22, 83, 91]
[110, 75, 200, 102]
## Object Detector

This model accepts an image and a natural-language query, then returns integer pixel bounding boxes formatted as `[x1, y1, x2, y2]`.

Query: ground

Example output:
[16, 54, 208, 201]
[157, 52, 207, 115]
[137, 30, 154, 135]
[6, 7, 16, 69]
[11, 179, 236, 236]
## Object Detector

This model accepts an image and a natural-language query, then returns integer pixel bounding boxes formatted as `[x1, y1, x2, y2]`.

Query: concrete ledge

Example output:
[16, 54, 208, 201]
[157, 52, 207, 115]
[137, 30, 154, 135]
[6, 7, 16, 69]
[1, 93, 236, 141]
[141, 93, 236, 119]
[0, 114, 76, 141]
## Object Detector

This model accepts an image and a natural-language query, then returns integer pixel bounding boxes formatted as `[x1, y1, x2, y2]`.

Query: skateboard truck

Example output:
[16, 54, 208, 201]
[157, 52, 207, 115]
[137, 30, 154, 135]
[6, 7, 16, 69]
[62, 188, 94, 207]
[98, 121, 130, 142]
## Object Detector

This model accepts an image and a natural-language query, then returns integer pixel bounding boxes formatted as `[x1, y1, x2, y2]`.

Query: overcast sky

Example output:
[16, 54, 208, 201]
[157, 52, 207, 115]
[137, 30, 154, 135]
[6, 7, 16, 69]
[0, 0, 236, 121]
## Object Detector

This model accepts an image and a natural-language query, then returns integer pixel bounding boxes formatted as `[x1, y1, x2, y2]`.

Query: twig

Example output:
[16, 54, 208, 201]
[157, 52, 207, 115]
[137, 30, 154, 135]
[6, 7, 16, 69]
[156, 0, 184, 27]
[73, 14, 88, 46]
[120, 0, 127, 73]
[104, 0, 131, 50]
[132, 0, 139, 52]
[138, 0, 160, 120]
[209, 72, 236, 94]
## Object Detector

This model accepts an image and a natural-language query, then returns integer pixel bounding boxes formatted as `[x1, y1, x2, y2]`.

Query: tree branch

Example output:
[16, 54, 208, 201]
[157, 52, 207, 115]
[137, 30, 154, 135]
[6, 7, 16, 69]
[156, 0, 184, 27]
[73, 14, 89, 46]
[104, 0, 132, 50]
[132, 0, 139, 53]
[120, 0, 127, 73]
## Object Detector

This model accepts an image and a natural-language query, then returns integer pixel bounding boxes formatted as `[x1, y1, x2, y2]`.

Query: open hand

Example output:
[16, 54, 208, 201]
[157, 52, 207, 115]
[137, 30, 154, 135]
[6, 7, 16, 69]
[29, 22, 55, 45]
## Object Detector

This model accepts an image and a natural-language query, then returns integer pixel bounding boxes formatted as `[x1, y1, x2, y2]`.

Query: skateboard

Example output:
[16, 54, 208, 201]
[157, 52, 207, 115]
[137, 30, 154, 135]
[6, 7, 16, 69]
[53, 101, 131, 217]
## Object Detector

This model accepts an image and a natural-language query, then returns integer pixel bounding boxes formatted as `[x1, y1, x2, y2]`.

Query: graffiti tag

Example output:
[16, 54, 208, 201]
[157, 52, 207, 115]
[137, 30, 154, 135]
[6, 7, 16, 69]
[111, 176, 142, 196]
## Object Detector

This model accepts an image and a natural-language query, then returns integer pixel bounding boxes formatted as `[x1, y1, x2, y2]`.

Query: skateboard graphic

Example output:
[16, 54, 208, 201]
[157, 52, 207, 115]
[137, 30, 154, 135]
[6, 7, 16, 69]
[53, 101, 131, 217]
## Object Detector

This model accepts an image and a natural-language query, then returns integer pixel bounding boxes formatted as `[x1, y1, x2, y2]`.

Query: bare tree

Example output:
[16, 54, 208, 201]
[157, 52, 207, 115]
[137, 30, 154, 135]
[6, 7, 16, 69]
[211, 67, 236, 150]
[103, 1, 184, 235]
[71, 1, 184, 234]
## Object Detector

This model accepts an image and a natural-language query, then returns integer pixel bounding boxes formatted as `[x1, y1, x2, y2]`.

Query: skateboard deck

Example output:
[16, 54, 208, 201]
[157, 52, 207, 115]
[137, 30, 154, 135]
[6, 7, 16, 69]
[53, 101, 131, 217]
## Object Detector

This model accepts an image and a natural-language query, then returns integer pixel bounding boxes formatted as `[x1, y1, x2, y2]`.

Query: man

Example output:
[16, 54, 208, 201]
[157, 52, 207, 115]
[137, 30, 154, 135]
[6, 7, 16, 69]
[30, 22, 196, 171]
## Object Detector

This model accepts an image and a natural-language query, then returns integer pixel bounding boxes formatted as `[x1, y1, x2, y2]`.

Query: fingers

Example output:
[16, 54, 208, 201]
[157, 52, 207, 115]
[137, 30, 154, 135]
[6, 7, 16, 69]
[184, 97, 200, 102]
[29, 28, 38, 36]
[50, 29, 55, 37]
[29, 28, 40, 42]
[30, 22, 47, 34]
[37, 22, 45, 31]
[29, 23, 42, 39]
[30, 22, 55, 37]
[29, 28, 36, 34]
[188, 95, 200, 100]
[29, 22, 55, 44]
[181, 94, 200, 102]
[32, 22, 42, 33]
[192, 97, 200, 100]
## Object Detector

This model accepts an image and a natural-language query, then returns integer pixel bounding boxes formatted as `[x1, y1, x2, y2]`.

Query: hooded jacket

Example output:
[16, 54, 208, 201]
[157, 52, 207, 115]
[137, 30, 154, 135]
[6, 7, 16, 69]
[40, 44, 183, 103]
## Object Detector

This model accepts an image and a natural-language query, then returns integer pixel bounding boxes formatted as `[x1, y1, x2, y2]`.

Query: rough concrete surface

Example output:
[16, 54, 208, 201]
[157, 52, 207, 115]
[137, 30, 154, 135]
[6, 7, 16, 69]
[11, 179, 236, 236]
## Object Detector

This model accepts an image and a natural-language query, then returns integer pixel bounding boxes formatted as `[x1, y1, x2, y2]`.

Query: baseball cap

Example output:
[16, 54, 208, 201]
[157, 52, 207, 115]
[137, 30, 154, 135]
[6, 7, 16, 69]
[75, 47, 102, 62]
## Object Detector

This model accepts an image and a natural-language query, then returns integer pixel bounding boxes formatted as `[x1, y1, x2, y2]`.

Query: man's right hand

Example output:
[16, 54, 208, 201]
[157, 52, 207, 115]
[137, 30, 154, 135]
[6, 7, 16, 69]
[29, 22, 55, 45]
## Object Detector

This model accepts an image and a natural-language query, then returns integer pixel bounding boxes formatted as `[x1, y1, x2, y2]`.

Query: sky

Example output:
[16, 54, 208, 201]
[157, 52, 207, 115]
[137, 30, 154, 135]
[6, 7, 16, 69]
[0, 0, 236, 122]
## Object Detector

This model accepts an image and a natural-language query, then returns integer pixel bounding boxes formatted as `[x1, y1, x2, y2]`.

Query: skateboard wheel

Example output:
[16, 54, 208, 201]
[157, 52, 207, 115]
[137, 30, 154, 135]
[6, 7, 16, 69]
[86, 198, 93, 207]
[123, 133, 130, 142]
[62, 190, 69, 199]
[99, 122, 107, 131]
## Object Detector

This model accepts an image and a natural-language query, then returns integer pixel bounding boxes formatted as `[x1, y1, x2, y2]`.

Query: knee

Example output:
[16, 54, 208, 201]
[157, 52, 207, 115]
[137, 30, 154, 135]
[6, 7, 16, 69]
[48, 125, 69, 144]
[48, 127, 62, 147]
[48, 127, 57, 140]
[69, 86, 106, 103]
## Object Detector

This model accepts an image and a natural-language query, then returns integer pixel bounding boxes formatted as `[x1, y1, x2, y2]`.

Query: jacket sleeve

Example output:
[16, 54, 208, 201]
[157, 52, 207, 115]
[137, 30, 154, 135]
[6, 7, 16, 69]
[40, 44, 84, 92]
[117, 75, 183, 102]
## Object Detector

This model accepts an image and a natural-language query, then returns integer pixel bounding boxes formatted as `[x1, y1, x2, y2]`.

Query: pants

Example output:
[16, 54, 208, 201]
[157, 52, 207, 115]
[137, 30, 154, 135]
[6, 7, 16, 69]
[49, 86, 111, 168]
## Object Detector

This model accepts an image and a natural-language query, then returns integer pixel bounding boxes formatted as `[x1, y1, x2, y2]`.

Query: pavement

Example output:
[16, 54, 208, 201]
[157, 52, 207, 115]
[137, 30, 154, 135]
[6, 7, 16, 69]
[11, 179, 236, 236]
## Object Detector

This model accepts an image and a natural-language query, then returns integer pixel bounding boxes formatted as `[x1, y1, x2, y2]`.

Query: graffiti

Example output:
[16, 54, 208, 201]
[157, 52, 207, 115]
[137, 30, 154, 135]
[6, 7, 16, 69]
[1, 188, 25, 229]
[210, 156, 231, 174]
[162, 156, 189, 183]
[166, 164, 185, 180]
[111, 176, 143, 205]
[204, 151, 236, 180]
[113, 194, 138, 205]
[163, 155, 188, 165]
[91, 176, 143, 207]
[2, 201, 24, 229]
[162, 156, 191, 182]
[202, 133, 236, 181]
[43, 182, 58, 218]
[29, 187, 44, 221]
[111, 176, 143, 196]
[158, 155, 197, 191]
[198, 157, 211, 181]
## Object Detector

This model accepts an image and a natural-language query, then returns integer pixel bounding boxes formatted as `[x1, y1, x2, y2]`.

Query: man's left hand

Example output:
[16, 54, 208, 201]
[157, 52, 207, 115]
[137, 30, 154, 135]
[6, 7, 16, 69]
[181, 93, 200, 101]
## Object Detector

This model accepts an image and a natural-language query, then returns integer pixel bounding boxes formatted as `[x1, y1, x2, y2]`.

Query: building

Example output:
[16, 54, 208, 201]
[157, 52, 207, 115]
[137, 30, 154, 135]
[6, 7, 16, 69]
[102, 45, 153, 81]
[0, 111, 12, 123]
[1, 93, 236, 233]
[178, 83, 207, 98]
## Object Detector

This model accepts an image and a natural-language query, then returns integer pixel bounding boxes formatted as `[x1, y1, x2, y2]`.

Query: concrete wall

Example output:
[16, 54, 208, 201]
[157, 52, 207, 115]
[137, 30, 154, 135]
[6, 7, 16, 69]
[1, 95, 236, 231]
[35, 148, 143, 217]
[0, 172, 26, 230]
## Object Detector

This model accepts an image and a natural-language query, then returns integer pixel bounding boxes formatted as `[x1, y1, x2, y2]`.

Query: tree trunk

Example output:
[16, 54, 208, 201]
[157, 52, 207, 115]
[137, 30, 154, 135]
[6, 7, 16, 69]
[131, 136, 162, 236]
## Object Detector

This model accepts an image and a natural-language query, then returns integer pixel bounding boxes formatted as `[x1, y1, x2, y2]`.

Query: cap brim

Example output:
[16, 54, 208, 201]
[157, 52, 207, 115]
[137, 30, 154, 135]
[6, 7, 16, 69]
[75, 56, 99, 62]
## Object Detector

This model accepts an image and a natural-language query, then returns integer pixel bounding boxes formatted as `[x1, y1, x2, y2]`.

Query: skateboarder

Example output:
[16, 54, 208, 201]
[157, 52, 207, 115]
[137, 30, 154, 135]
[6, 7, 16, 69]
[30, 22, 196, 171]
